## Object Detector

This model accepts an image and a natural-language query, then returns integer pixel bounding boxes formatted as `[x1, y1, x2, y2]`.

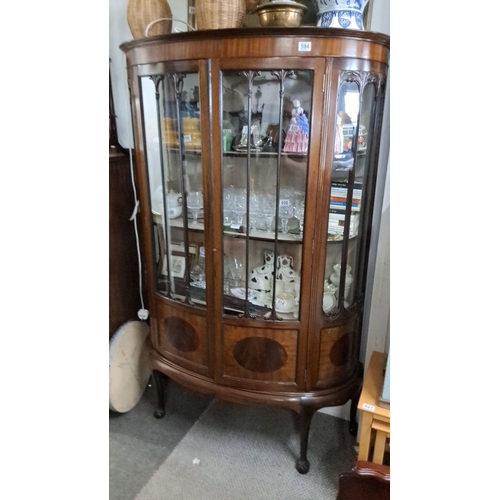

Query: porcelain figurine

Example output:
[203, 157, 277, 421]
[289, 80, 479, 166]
[315, 0, 369, 30]
[330, 263, 353, 297]
[249, 250, 275, 290]
[276, 255, 298, 294]
[283, 99, 309, 153]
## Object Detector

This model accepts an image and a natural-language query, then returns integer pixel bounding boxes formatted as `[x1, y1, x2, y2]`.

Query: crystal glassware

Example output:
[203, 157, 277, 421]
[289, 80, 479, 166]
[186, 191, 203, 225]
[228, 257, 245, 288]
[279, 188, 294, 234]
[232, 189, 247, 226]
[262, 194, 276, 233]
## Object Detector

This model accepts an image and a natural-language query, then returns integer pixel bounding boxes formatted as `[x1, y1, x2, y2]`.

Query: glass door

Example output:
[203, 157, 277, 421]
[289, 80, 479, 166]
[322, 70, 385, 315]
[219, 68, 313, 321]
[139, 68, 207, 307]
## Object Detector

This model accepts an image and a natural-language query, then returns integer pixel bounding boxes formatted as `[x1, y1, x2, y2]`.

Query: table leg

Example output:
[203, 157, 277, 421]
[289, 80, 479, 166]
[373, 430, 387, 465]
[357, 412, 373, 461]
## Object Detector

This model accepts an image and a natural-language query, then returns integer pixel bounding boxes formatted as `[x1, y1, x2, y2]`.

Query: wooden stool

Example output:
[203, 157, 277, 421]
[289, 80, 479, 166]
[357, 351, 390, 465]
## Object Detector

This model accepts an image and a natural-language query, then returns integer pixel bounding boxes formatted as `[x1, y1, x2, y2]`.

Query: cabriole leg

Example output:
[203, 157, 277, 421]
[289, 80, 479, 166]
[152, 370, 166, 419]
[295, 406, 315, 474]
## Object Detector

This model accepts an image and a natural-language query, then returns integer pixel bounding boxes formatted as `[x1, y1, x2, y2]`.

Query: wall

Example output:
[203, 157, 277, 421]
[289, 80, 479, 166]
[109, 0, 390, 420]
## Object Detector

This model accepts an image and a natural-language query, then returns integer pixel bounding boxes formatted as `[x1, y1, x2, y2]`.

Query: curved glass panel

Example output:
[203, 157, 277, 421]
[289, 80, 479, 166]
[140, 71, 204, 307]
[323, 77, 377, 315]
[220, 69, 312, 320]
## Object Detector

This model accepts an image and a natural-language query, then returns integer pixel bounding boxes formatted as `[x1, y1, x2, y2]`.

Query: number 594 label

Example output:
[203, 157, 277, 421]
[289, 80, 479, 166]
[298, 41, 311, 52]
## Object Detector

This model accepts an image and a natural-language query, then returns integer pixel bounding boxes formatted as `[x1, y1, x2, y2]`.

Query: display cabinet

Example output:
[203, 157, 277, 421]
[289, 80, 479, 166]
[121, 27, 389, 473]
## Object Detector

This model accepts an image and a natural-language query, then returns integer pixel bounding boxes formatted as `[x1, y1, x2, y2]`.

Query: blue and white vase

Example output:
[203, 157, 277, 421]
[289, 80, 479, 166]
[315, 0, 369, 30]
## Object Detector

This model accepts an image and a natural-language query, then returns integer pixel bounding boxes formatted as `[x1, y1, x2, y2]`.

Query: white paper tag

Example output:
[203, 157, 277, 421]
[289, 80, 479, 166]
[298, 41, 311, 52]
[362, 403, 375, 412]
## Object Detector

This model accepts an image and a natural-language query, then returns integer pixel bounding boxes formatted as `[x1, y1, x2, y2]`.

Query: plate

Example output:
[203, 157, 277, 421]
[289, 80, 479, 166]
[190, 281, 207, 288]
[231, 288, 258, 300]
[275, 304, 297, 314]
[322, 293, 336, 313]
[250, 297, 272, 308]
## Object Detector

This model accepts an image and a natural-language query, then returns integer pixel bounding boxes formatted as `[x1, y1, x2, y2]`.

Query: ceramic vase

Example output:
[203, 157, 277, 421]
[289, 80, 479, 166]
[315, 0, 369, 30]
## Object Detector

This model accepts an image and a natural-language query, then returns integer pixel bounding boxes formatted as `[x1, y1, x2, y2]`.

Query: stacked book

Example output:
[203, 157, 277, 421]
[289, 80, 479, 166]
[329, 182, 362, 237]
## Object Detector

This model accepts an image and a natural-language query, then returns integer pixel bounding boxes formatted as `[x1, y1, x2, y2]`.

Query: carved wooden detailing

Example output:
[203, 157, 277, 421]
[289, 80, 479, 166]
[223, 325, 298, 384]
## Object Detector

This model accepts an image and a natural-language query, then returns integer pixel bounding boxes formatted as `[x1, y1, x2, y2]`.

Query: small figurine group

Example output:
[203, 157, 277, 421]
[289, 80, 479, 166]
[283, 99, 309, 153]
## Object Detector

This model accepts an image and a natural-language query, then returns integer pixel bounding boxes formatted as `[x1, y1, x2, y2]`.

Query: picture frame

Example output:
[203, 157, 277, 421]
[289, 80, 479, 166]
[161, 242, 197, 280]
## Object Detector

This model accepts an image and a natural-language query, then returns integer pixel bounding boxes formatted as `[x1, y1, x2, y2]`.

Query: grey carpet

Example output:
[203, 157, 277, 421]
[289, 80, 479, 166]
[134, 399, 357, 500]
[109, 377, 213, 500]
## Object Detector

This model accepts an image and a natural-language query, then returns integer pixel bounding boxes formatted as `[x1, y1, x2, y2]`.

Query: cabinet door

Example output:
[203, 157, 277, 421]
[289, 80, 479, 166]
[213, 60, 325, 325]
[321, 70, 387, 316]
[139, 64, 209, 308]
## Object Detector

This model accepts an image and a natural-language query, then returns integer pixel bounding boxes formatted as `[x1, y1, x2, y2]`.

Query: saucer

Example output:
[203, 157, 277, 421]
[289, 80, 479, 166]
[275, 303, 297, 314]
[322, 293, 336, 313]
[230, 288, 258, 300]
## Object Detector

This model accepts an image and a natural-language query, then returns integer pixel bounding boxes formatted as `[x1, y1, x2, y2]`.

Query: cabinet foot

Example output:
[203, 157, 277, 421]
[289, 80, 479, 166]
[297, 405, 315, 474]
[295, 458, 310, 474]
[152, 370, 166, 419]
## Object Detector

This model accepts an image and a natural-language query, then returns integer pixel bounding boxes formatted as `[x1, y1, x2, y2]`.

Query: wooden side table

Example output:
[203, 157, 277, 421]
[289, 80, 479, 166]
[357, 351, 390, 464]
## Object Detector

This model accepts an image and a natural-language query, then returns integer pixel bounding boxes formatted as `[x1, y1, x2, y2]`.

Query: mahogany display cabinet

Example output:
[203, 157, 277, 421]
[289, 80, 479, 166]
[121, 27, 390, 473]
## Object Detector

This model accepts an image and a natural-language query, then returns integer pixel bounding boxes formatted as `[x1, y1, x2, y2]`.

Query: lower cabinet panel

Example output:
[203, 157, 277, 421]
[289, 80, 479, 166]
[315, 317, 359, 389]
[156, 299, 211, 377]
[222, 325, 299, 388]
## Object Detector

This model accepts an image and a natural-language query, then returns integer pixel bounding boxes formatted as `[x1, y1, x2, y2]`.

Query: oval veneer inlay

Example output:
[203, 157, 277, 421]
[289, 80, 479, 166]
[164, 317, 199, 352]
[233, 337, 287, 373]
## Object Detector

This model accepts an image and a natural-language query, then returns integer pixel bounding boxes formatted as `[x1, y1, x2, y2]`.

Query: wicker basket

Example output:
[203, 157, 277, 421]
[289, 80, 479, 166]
[195, 0, 246, 30]
[127, 0, 173, 39]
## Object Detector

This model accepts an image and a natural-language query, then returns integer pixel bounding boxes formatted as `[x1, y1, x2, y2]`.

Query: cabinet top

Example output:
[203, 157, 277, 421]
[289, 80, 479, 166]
[120, 27, 390, 66]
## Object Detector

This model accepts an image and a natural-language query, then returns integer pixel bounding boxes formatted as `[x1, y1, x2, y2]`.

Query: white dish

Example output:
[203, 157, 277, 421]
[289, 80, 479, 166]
[322, 292, 336, 313]
[230, 288, 258, 300]
[275, 303, 297, 314]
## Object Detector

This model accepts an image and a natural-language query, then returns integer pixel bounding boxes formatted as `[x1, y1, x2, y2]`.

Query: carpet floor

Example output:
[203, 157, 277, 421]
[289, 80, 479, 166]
[110, 377, 357, 500]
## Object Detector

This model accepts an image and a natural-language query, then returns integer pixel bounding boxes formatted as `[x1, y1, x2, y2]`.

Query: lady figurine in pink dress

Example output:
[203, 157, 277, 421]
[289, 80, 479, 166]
[283, 99, 309, 153]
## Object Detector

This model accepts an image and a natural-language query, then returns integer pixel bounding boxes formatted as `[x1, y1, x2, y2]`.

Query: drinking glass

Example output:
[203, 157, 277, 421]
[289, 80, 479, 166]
[228, 257, 245, 288]
[279, 188, 294, 234]
[262, 194, 276, 233]
[187, 191, 203, 225]
[232, 189, 247, 226]
[294, 198, 305, 235]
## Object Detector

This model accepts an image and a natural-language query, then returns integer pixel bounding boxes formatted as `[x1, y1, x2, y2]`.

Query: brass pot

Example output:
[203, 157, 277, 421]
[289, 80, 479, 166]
[254, 1, 308, 27]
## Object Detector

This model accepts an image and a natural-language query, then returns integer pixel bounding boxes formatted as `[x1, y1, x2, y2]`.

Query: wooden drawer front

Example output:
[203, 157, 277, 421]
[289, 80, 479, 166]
[156, 300, 210, 376]
[315, 318, 358, 388]
[222, 325, 298, 385]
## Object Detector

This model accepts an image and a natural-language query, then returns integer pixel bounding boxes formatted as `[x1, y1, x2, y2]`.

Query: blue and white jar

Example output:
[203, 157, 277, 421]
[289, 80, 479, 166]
[315, 0, 369, 30]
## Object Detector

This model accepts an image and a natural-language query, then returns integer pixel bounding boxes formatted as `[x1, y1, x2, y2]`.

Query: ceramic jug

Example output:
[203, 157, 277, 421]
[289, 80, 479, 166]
[315, 0, 369, 30]
[166, 190, 183, 219]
